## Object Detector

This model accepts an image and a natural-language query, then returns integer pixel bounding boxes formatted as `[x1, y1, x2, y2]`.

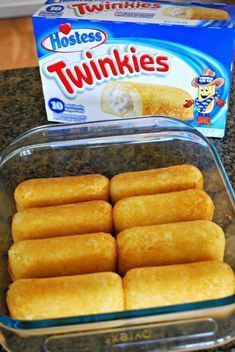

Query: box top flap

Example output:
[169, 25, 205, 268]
[33, 1, 235, 29]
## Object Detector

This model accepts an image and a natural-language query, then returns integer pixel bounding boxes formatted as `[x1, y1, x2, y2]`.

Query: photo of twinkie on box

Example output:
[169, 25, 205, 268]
[33, 0, 235, 137]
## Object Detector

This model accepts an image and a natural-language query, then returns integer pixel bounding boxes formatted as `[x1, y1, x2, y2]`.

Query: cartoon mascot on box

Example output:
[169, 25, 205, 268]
[184, 68, 225, 125]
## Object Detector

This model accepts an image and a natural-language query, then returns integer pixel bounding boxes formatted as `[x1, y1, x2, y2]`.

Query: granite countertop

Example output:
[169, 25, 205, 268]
[0, 67, 234, 352]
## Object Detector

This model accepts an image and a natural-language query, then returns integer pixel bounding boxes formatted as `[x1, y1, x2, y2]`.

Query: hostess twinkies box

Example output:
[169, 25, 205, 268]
[33, 1, 235, 137]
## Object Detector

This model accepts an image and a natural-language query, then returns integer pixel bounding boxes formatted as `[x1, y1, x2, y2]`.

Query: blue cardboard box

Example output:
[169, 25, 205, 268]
[33, 0, 235, 137]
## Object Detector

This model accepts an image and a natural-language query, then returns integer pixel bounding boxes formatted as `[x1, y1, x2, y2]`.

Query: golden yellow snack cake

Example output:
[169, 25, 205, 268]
[101, 81, 193, 120]
[110, 165, 203, 203]
[14, 174, 109, 210]
[123, 261, 235, 310]
[163, 6, 228, 20]
[12, 200, 112, 241]
[113, 190, 214, 233]
[9, 233, 116, 280]
[117, 221, 225, 275]
[7, 272, 124, 320]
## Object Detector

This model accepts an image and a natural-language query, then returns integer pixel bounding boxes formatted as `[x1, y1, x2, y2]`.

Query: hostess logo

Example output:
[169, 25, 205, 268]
[42, 24, 106, 53]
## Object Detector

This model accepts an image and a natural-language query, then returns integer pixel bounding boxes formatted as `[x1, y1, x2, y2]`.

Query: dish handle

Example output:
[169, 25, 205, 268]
[43, 317, 220, 352]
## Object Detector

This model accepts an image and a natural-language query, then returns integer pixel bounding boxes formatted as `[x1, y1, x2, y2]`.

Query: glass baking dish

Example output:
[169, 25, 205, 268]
[0, 116, 234, 352]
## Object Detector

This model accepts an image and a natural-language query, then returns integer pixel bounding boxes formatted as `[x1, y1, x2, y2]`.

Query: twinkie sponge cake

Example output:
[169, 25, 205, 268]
[101, 82, 194, 120]
[9, 233, 116, 280]
[117, 221, 225, 275]
[163, 6, 228, 20]
[14, 174, 109, 211]
[123, 261, 235, 310]
[113, 190, 214, 233]
[12, 201, 112, 241]
[7, 272, 124, 320]
[110, 165, 203, 203]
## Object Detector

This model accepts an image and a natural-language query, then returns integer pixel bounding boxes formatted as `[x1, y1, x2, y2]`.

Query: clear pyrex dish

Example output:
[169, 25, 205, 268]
[0, 117, 234, 352]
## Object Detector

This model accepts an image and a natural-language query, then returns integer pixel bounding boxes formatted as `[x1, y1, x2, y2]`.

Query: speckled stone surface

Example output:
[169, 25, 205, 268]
[0, 67, 234, 352]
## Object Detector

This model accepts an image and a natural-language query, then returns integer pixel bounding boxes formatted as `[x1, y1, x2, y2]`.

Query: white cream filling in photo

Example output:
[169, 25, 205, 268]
[168, 7, 187, 17]
[107, 86, 134, 116]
